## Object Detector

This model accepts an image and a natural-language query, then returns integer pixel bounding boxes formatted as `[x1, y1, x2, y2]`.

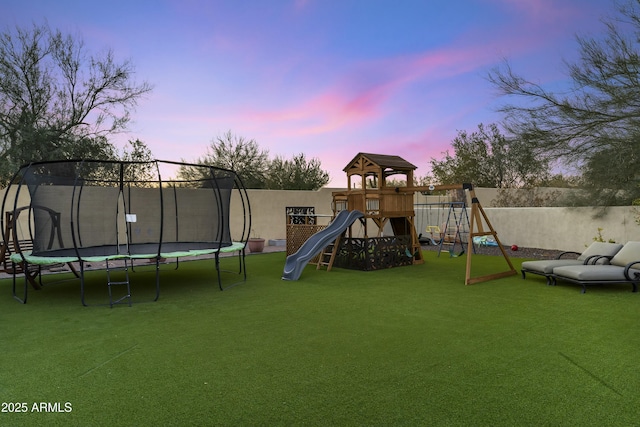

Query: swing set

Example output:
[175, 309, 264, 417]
[415, 184, 517, 284]
[416, 200, 473, 257]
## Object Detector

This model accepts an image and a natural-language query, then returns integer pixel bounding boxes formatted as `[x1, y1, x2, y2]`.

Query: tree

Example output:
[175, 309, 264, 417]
[0, 22, 152, 184]
[266, 153, 329, 190]
[178, 131, 269, 188]
[178, 131, 331, 190]
[488, 0, 640, 205]
[119, 139, 156, 183]
[429, 123, 550, 188]
[120, 139, 154, 163]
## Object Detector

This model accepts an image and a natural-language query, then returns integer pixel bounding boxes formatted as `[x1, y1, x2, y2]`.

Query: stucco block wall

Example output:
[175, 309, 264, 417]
[230, 188, 337, 240]
[234, 189, 640, 252]
[4, 186, 640, 252]
[482, 206, 640, 252]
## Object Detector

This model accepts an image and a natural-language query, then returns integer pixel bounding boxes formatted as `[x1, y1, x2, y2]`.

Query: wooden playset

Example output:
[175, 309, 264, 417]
[316, 152, 516, 284]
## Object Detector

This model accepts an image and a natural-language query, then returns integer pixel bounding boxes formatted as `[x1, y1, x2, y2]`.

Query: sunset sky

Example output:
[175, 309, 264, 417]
[3, 0, 615, 186]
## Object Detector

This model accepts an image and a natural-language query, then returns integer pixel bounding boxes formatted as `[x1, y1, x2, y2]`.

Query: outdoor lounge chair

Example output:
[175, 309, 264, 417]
[550, 241, 640, 293]
[521, 241, 623, 285]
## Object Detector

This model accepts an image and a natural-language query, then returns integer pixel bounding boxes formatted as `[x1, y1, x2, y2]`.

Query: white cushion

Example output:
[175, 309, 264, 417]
[610, 241, 640, 267]
[553, 265, 640, 282]
[577, 242, 623, 261]
[522, 259, 584, 274]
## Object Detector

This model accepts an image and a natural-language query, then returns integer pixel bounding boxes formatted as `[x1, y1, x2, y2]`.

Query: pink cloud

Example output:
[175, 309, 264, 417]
[293, 0, 311, 12]
[492, 0, 577, 20]
[127, 0, 604, 186]
[236, 41, 506, 139]
[484, 0, 604, 45]
[151, 0, 587, 155]
[240, 80, 395, 138]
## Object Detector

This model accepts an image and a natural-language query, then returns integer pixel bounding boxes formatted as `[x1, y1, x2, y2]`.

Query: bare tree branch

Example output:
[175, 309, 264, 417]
[0, 22, 153, 183]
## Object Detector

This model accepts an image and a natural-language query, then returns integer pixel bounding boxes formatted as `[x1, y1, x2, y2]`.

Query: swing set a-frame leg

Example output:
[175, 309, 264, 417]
[464, 191, 517, 285]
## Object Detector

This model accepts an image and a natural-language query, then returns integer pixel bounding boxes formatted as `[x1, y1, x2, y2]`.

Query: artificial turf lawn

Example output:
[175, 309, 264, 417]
[1, 251, 639, 426]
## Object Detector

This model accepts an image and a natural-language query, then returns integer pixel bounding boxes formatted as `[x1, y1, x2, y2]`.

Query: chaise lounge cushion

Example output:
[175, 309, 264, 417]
[576, 241, 624, 262]
[551, 241, 640, 292]
[521, 242, 622, 275]
[609, 241, 640, 266]
[551, 264, 640, 282]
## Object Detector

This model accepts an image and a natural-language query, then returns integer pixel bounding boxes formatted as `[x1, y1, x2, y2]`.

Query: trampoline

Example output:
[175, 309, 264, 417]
[1, 159, 251, 306]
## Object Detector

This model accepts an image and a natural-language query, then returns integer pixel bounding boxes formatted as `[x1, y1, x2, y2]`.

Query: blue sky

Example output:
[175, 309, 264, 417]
[2, 0, 614, 186]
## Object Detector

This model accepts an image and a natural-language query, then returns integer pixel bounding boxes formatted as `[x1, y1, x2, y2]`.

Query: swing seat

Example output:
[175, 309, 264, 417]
[426, 225, 441, 234]
[420, 226, 442, 245]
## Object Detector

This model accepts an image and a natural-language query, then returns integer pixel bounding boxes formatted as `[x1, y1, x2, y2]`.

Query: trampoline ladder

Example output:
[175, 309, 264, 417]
[106, 258, 132, 307]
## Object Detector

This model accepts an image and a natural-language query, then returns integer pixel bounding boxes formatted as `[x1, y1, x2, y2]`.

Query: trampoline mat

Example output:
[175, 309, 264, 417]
[12, 242, 245, 265]
[32, 242, 233, 258]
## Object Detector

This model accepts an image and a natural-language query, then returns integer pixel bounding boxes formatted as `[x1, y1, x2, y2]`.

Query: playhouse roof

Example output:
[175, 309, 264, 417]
[343, 152, 417, 175]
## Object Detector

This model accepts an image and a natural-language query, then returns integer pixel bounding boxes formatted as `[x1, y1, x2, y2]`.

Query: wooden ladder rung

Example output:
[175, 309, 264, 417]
[317, 236, 341, 271]
[316, 250, 333, 268]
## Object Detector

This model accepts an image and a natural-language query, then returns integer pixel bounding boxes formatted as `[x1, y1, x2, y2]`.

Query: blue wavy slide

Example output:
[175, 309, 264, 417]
[282, 209, 364, 281]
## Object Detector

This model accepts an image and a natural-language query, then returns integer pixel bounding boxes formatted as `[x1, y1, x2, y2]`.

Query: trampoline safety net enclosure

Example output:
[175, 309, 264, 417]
[1, 159, 251, 305]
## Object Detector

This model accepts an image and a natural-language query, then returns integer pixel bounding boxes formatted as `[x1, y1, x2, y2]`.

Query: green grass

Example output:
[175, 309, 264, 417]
[1, 251, 639, 426]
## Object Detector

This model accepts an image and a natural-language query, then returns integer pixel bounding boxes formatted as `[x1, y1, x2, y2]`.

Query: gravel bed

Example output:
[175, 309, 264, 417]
[421, 243, 566, 259]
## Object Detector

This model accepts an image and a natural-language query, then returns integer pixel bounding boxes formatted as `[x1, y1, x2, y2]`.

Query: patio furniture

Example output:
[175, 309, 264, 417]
[521, 242, 623, 285]
[550, 241, 640, 293]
